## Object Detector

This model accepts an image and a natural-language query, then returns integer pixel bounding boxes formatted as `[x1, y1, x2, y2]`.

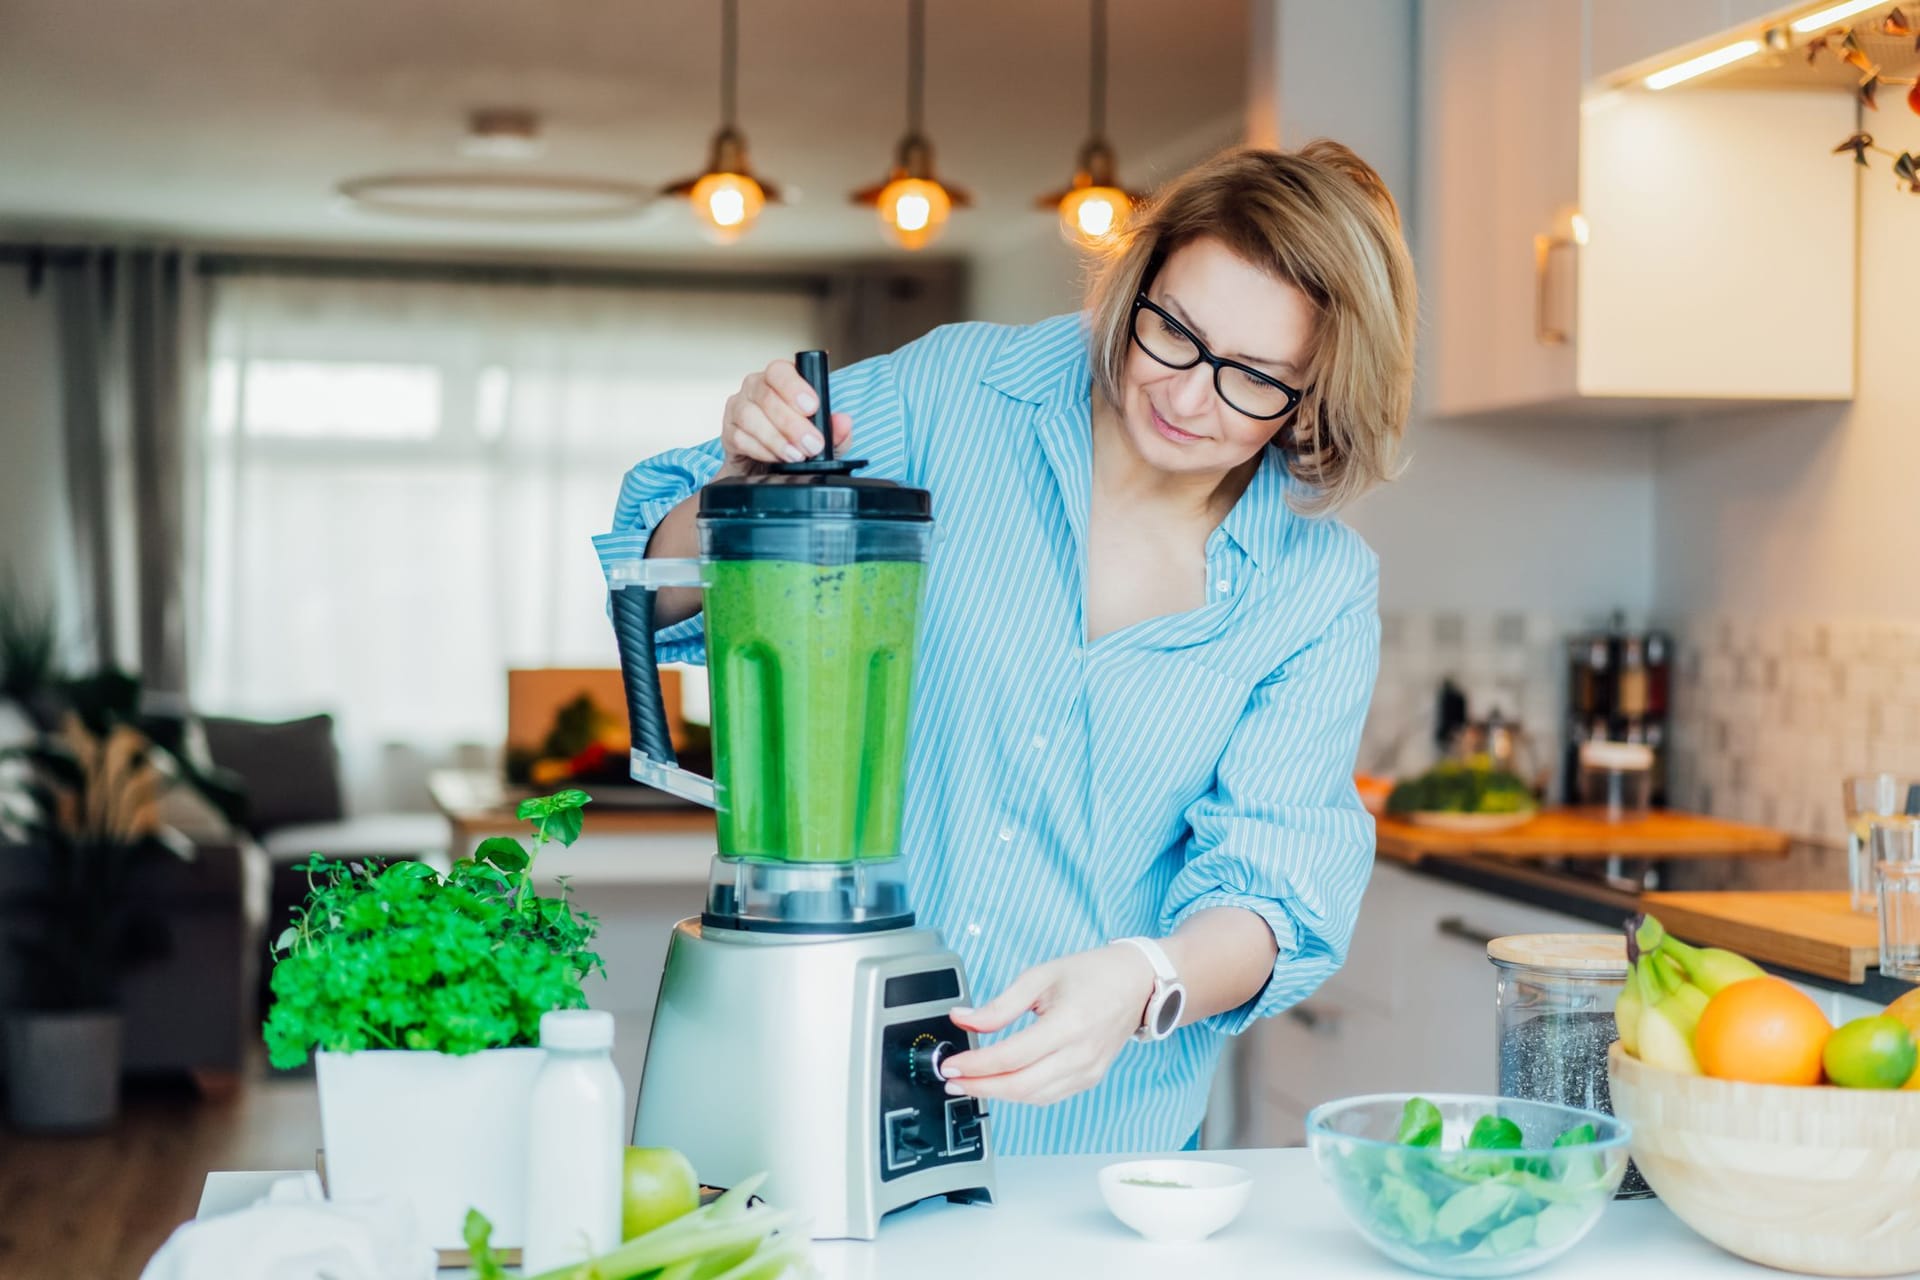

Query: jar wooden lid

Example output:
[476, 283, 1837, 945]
[1486, 932, 1627, 976]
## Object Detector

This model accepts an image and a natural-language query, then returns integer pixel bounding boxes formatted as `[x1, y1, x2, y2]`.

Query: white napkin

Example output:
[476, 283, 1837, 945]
[139, 1173, 438, 1280]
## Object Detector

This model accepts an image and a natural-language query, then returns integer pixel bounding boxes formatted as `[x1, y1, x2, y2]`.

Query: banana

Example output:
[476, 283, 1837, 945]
[1657, 933, 1765, 997]
[1613, 966, 1644, 1057]
[1637, 946, 1708, 1075]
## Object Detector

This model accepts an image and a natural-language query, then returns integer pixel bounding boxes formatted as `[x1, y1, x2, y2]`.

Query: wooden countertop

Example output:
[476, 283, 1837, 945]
[1374, 808, 1791, 865]
[1642, 890, 1883, 985]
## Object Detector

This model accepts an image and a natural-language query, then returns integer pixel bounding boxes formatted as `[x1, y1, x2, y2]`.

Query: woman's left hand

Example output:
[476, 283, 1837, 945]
[938, 944, 1158, 1106]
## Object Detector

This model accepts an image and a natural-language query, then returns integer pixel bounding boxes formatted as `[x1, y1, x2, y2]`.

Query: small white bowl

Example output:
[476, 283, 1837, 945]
[1097, 1158, 1252, 1244]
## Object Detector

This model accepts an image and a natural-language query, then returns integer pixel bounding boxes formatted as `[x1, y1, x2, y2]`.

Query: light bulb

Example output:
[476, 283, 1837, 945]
[1057, 185, 1132, 247]
[688, 171, 766, 243]
[876, 176, 952, 250]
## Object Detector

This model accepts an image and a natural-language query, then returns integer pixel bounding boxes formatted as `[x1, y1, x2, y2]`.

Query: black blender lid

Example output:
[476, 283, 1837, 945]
[699, 349, 930, 521]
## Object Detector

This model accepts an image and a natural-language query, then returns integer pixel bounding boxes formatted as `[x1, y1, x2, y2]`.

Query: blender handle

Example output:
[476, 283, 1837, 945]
[610, 583, 679, 769]
[604, 557, 717, 808]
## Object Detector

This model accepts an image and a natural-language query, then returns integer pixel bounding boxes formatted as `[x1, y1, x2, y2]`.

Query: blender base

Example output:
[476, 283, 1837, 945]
[632, 918, 996, 1240]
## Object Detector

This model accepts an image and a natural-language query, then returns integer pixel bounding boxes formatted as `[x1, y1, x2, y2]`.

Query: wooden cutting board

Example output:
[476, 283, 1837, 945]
[1373, 808, 1791, 864]
[1641, 891, 1879, 983]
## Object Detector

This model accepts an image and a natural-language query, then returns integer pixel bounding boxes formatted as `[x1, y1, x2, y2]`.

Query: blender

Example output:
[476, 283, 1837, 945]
[603, 350, 994, 1240]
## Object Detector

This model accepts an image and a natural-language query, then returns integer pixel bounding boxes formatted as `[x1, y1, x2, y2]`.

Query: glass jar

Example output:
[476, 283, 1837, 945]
[1579, 741, 1653, 821]
[1489, 933, 1649, 1198]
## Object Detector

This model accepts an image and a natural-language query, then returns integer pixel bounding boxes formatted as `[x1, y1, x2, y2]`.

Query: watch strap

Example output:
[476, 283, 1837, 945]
[1113, 935, 1178, 982]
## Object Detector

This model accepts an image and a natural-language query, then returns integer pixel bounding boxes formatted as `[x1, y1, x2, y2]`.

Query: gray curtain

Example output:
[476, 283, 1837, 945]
[48, 249, 203, 702]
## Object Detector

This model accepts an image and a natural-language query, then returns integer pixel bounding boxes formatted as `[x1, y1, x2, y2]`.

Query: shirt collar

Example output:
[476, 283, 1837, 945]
[980, 312, 1092, 407]
[1219, 445, 1299, 572]
[983, 311, 1298, 572]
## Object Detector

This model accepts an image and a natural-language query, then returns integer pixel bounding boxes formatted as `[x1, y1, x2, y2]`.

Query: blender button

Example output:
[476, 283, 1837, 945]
[997, 825, 1015, 843]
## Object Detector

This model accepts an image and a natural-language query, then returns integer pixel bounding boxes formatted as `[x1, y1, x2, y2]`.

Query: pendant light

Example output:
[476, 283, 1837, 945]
[1038, 0, 1141, 248]
[663, 0, 782, 243]
[850, 0, 970, 251]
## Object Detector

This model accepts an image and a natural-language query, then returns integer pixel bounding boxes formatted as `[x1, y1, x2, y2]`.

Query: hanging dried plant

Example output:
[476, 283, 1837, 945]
[1885, 7, 1914, 38]
[1895, 151, 1920, 192]
[1860, 72, 1885, 109]
[1835, 132, 1877, 165]
[1806, 32, 1831, 62]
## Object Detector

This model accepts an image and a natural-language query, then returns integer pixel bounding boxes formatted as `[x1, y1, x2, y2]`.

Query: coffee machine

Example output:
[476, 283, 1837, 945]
[603, 351, 993, 1240]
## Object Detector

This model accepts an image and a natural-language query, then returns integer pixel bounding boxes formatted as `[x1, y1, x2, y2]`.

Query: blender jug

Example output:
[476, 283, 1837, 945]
[605, 351, 933, 892]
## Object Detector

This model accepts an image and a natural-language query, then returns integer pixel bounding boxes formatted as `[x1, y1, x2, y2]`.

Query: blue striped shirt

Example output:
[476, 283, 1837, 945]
[596, 313, 1380, 1155]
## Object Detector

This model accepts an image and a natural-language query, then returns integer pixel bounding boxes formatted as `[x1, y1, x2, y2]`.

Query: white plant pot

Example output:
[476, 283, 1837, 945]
[316, 1047, 545, 1252]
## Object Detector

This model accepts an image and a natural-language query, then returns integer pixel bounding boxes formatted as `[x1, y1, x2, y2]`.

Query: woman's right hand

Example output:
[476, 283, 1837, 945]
[719, 359, 853, 475]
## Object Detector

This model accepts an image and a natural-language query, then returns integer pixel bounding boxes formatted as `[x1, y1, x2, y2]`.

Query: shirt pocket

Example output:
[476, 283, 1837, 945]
[1087, 650, 1256, 847]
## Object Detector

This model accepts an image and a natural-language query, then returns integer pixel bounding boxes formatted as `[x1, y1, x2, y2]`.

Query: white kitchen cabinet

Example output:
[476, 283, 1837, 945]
[1236, 863, 1623, 1146]
[1418, 0, 1858, 419]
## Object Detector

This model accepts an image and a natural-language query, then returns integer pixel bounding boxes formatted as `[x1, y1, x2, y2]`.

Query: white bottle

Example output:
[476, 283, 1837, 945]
[522, 1009, 624, 1274]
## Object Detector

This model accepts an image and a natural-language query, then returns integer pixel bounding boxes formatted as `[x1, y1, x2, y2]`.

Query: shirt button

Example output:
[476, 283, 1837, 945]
[1216, 579, 1231, 594]
[997, 825, 1015, 843]
[965, 922, 982, 938]
[1030, 734, 1047, 752]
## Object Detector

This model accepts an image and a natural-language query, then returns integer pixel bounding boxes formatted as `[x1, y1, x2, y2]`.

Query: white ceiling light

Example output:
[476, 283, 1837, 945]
[337, 106, 654, 223]
[335, 171, 655, 222]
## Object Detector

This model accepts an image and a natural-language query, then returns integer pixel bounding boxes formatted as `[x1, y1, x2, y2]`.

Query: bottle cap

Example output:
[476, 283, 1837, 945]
[539, 1008, 615, 1051]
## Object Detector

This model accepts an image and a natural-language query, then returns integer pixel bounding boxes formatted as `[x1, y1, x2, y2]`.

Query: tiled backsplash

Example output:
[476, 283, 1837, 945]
[1661, 615, 1920, 892]
[1363, 609, 1598, 790]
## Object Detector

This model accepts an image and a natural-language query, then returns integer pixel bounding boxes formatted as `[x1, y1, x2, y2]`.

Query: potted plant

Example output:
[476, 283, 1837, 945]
[0, 689, 225, 1131]
[263, 789, 603, 1252]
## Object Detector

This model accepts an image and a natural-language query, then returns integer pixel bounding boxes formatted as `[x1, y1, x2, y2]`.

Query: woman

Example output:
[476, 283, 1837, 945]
[605, 142, 1417, 1155]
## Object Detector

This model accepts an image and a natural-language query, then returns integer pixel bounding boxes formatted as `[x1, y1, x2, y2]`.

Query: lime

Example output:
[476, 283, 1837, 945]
[1822, 1015, 1919, 1089]
[621, 1145, 701, 1240]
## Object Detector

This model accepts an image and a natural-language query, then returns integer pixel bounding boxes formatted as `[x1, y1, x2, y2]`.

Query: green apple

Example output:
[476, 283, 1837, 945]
[621, 1145, 701, 1240]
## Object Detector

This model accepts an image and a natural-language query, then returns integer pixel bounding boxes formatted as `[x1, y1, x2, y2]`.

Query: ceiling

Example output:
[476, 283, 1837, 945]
[0, 0, 1249, 263]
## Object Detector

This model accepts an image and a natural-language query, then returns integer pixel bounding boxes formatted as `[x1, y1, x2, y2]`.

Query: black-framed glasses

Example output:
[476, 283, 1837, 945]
[1129, 293, 1304, 421]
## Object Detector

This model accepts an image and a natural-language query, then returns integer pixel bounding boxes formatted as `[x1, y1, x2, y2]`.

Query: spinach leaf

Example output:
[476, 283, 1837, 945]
[1467, 1115, 1524, 1150]
[1394, 1096, 1443, 1148]
[1434, 1181, 1518, 1241]
[1552, 1122, 1597, 1147]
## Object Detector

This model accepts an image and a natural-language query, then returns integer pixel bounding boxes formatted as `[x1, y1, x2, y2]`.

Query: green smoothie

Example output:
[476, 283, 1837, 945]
[703, 557, 924, 862]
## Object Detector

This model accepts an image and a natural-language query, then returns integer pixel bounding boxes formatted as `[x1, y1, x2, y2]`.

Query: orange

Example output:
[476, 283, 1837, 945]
[1885, 988, 1920, 1089]
[1693, 976, 1832, 1086]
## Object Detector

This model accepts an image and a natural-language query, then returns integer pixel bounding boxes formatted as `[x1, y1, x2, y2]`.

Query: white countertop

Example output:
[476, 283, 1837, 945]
[203, 1147, 1907, 1279]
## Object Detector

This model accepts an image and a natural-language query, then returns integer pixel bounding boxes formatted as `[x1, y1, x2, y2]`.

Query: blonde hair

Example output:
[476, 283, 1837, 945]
[1085, 141, 1417, 515]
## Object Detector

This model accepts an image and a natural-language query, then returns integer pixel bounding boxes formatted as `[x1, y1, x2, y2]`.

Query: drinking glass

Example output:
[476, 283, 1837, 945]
[1871, 819, 1920, 981]
[1841, 775, 1917, 914]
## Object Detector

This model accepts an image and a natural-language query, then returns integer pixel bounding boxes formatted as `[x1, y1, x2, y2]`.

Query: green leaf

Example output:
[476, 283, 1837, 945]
[463, 1208, 508, 1280]
[1434, 1180, 1518, 1241]
[475, 837, 529, 873]
[1467, 1115, 1524, 1150]
[546, 805, 585, 848]
[272, 926, 298, 954]
[1485, 1215, 1536, 1256]
[1552, 1122, 1597, 1148]
[1394, 1096, 1443, 1148]
[1374, 1173, 1435, 1244]
[516, 788, 593, 822]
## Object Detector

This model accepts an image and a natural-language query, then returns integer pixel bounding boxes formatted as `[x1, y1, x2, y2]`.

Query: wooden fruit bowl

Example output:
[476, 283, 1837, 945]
[1608, 1042, 1920, 1277]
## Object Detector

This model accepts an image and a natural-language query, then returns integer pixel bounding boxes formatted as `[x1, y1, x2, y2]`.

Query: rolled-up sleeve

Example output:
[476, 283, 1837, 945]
[593, 346, 913, 665]
[1159, 564, 1380, 1035]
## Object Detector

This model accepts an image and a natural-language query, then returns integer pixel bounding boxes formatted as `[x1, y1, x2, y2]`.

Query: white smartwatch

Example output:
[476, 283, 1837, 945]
[1113, 936, 1187, 1042]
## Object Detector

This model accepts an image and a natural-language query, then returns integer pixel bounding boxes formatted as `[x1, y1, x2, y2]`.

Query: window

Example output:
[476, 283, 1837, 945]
[198, 273, 822, 808]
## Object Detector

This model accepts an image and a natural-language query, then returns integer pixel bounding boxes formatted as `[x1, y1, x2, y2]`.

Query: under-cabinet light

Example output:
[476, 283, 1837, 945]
[1643, 39, 1762, 90]
[1791, 0, 1887, 34]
